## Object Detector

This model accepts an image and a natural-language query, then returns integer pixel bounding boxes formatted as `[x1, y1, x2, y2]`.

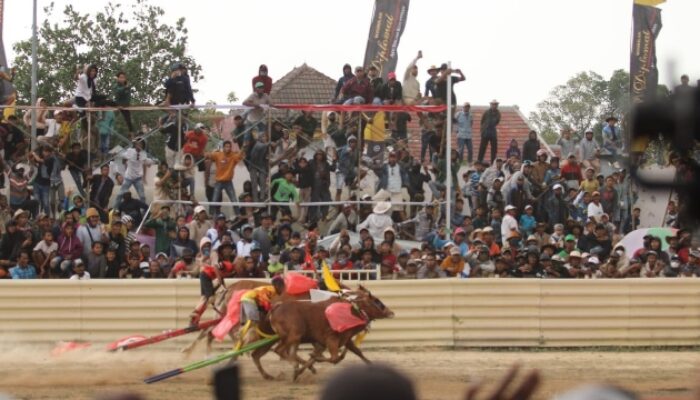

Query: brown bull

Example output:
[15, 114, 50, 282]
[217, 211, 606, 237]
[269, 285, 394, 381]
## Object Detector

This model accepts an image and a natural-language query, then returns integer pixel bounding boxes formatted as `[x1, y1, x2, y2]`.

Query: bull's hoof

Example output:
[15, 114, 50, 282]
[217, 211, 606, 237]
[262, 373, 275, 381]
[309, 365, 317, 374]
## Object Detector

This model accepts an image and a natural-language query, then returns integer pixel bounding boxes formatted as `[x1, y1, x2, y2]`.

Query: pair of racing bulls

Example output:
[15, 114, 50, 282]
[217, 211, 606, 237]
[182, 279, 395, 381]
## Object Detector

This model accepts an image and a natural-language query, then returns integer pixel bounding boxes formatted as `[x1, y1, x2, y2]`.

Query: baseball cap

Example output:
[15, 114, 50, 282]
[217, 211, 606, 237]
[254, 81, 265, 88]
[194, 122, 205, 130]
[505, 205, 516, 212]
[569, 251, 582, 258]
[565, 234, 576, 242]
[553, 184, 563, 190]
[194, 205, 207, 215]
[449, 247, 461, 256]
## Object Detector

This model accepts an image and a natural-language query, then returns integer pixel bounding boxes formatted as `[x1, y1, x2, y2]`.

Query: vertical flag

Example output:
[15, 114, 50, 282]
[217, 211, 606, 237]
[630, 0, 664, 105]
[363, 0, 410, 79]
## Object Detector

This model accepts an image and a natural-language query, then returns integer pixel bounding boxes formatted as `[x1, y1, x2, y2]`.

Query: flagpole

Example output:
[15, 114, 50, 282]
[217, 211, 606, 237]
[30, 0, 38, 150]
[445, 62, 453, 233]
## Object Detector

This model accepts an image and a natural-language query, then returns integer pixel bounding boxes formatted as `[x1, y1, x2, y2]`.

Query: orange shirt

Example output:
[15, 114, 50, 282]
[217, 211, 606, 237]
[440, 256, 465, 276]
[210, 151, 243, 182]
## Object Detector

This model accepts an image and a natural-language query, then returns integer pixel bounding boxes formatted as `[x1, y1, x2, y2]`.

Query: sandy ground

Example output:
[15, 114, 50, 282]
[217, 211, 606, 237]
[0, 342, 698, 400]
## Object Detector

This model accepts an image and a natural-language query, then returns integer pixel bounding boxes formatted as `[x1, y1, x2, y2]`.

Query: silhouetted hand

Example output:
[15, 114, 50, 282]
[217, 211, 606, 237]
[464, 364, 540, 400]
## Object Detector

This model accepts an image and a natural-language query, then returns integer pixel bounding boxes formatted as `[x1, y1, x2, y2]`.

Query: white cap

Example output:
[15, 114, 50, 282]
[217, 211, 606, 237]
[587, 257, 600, 265]
[194, 205, 207, 215]
[194, 122, 206, 130]
[505, 205, 516, 212]
[553, 184, 563, 190]
[537, 149, 547, 156]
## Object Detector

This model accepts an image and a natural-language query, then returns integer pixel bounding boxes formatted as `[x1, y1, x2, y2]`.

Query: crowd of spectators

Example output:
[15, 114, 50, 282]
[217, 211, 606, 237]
[0, 57, 697, 281]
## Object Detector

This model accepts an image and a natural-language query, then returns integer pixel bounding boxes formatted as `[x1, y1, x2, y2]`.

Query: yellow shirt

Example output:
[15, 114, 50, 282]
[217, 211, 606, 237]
[363, 112, 386, 142]
[241, 285, 275, 304]
[580, 179, 599, 194]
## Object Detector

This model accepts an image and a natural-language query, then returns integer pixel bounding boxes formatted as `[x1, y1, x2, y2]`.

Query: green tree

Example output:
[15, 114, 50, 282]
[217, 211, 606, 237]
[529, 70, 631, 143]
[11, 0, 203, 106]
[226, 91, 239, 104]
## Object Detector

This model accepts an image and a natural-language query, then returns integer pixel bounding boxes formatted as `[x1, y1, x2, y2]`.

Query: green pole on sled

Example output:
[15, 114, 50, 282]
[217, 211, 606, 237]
[144, 335, 279, 384]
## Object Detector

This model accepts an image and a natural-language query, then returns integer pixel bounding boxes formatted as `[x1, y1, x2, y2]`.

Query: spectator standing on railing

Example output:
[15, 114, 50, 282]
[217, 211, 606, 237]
[478, 100, 501, 165]
[114, 139, 151, 207]
[454, 102, 473, 164]
[252, 64, 273, 95]
[112, 71, 134, 134]
[207, 140, 244, 217]
[402, 51, 422, 105]
[243, 82, 271, 133]
[163, 63, 194, 106]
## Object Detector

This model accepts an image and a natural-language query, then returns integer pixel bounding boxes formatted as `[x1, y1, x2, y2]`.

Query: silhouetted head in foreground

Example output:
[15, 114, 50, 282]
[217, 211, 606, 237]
[319, 364, 416, 400]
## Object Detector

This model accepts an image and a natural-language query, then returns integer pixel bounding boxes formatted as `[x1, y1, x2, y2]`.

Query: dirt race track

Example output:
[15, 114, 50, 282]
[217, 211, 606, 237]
[1, 343, 698, 400]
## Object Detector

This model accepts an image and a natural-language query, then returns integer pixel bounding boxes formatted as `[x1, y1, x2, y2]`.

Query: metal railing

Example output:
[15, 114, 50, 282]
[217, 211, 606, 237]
[282, 265, 380, 281]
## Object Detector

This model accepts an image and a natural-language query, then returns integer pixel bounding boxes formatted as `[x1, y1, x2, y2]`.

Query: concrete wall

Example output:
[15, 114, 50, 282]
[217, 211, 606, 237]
[1, 279, 699, 348]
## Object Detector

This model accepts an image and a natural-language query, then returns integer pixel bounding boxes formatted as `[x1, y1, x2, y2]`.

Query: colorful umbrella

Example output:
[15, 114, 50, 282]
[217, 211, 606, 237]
[617, 227, 677, 259]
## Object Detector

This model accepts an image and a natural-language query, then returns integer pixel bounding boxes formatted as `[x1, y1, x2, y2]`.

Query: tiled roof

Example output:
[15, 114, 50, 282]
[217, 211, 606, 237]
[270, 63, 337, 105]
[406, 105, 534, 163]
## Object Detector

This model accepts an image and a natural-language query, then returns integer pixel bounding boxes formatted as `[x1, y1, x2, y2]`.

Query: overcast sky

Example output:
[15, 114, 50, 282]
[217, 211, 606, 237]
[3, 0, 698, 115]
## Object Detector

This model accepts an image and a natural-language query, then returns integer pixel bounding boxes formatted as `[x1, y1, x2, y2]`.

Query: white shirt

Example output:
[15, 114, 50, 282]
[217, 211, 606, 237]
[587, 201, 605, 222]
[501, 214, 519, 241]
[70, 271, 91, 280]
[75, 73, 93, 101]
[237, 240, 253, 257]
[33, 240, 58, 256]
[386, 164, 402, 193]
[244, 93, 271, 123]
[357, 213, 394, 239]
[122, 148, 150, 180]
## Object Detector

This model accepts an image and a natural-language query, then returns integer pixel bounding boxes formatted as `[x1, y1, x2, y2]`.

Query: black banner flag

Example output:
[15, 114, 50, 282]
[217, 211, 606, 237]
[630, 3, 663, 104]
[363, 0, 410, 79]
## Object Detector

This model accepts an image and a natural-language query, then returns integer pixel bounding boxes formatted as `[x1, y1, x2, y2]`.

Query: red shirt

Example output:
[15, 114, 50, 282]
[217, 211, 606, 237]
[561, 163, 583, 182]
[183, 130, 208, 158]
[252, 76, 273, 94]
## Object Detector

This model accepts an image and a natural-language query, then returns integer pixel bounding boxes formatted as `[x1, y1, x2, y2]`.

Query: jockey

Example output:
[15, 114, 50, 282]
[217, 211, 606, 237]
[238, 276, 285, 337]
[188, 256, 236, 326]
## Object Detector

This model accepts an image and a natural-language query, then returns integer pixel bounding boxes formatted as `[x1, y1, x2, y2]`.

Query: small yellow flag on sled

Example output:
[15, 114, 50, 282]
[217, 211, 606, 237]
[321, 260, 341, 292]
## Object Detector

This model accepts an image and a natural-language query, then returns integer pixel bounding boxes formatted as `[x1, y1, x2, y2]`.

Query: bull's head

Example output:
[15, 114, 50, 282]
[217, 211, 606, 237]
[354, 285, 394, 320]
